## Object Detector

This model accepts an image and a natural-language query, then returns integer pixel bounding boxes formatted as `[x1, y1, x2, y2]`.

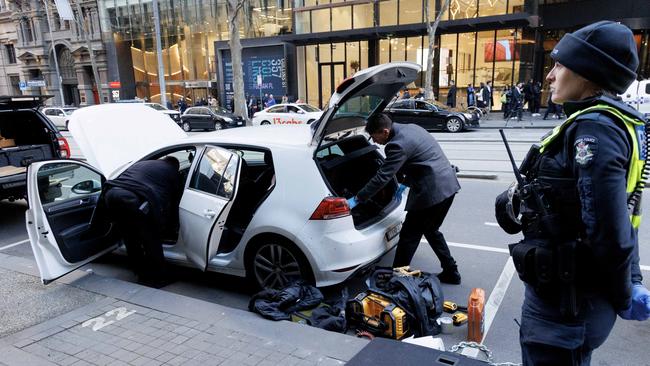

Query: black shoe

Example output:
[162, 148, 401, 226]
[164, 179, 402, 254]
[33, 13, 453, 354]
[437, 269, 461, 285]
[138, 275, 173, 289]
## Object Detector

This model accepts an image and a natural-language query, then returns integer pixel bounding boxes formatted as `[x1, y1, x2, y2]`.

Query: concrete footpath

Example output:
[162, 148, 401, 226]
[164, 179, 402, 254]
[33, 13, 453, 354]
[0, 252, 367, 366]
[477, 112, 564, 130]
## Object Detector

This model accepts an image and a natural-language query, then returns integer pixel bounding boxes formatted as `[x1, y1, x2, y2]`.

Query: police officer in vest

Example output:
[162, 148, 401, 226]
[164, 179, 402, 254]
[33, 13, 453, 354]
[495, 21, 650, 365]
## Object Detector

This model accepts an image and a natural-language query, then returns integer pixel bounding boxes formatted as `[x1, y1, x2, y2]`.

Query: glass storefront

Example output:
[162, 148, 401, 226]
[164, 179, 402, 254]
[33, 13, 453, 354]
[98, 0, 292, 104]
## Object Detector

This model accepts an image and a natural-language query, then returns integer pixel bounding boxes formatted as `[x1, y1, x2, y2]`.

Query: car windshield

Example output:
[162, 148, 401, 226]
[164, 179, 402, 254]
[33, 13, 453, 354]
[332, 95, 383, 119]
[63, 108, 77, 115]
[210, 106, 229, 114]
[298, 104, 320, 113]
[146, 103, 168, 111]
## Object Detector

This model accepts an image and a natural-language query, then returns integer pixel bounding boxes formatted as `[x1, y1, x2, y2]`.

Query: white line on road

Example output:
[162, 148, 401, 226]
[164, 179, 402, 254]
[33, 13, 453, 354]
[426, 240, 650, 271]
[484, 222, 500, 227]
[0, 239, 29, 251]
[482, 257, 516, 344]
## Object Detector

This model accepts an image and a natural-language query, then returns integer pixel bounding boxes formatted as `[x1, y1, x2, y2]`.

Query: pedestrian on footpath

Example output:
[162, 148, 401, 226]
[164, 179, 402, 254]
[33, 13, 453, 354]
[348, 114, 462, 284]
[446, 80, 457, 109]
[532, 81, 542, 115]
[495, 21, 650, 365]
[103, 156, 182, 288]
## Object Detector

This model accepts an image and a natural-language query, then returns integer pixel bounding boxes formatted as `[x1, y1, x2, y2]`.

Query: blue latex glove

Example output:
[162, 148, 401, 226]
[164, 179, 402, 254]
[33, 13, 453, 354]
[395, 184, 407, 197]
[347, 197, 358, 209]
[619, 285, 650, 321]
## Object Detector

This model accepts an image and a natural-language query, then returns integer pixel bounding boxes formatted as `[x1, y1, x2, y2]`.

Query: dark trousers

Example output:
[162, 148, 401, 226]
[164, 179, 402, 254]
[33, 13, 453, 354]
[392, 195, 457, 269]
[520, 286, 616, 366]
[104, 187, 166, 281]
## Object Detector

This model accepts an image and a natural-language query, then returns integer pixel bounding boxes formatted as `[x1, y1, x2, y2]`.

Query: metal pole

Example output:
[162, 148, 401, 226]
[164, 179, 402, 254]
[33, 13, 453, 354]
[43, 0, 65, 105]
[152, 0, 166, 106]
[74, 0, 103, 104]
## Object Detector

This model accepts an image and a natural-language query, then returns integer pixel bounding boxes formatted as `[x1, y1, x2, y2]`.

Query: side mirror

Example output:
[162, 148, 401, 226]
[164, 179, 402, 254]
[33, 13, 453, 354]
[58, 112, 65, 116]
[71, 179, 102, 194]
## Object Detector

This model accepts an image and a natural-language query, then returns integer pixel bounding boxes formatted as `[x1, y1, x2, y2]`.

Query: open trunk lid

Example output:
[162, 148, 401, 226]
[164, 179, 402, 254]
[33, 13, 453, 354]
[68, 103, 187, 177]
[0, 95, 52, 110]
[310, 62, 420, 147]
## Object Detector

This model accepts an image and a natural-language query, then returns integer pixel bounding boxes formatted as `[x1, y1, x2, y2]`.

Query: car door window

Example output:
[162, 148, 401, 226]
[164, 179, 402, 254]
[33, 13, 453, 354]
[267, 106, 284, 113]
[190, 147, 237, 199]
[36, 162, 102, 204]
[414, 101, 431, 111]
[391, 100, 411, 109]
[287, 105, 300, 113]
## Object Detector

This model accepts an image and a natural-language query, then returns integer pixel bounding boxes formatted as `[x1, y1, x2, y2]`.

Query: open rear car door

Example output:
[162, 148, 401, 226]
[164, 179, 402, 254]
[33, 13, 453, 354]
[25, 160, 119, 284]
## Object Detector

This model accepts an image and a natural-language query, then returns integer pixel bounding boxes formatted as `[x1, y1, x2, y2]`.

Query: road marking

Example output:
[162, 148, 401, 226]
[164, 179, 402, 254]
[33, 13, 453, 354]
[426, 240, 650, 271]
[82, 307, 136, 331]
[482, 257, 516, 344]
[0, 239, 29, 251]
[484, 222, 500, 227]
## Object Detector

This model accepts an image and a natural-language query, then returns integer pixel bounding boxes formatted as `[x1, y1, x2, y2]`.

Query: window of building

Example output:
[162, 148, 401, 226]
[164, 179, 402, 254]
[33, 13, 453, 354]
[449, 0, 478, 20]
[312, 8, 330, 32]
[456, 32, 476, 97]
[508, 0, 525, 13]
[379, 0, 397, 26]
[295, 11, 310, 33]
[479, 0, 507, 16]
[400, 0, 422, 24]
[9, 75, 21, 95]
[379, 39, 390, 64]
[440, 34, 457, 88]
[5, 44, 16, 64]
[352, 3, 373, 29]
[331, 6, 351, 31]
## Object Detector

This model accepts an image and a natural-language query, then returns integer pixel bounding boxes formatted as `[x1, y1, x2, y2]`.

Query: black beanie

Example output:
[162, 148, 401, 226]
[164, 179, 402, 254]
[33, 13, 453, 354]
[550, 21, 638, 94]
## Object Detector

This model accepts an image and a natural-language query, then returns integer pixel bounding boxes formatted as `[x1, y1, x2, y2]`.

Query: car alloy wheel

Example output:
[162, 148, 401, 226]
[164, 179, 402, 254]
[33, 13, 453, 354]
[446, 117, 463, 133]
[261, 120, 271, 125]
[214, 121, 223, 130]
[182, 122, 191, 132]
[252, 242, 304, 289]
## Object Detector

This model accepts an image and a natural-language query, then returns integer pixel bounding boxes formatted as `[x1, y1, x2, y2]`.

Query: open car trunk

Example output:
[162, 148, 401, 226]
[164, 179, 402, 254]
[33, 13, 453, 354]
[0, 110, 58, 199]
[317, 135, 398, 228]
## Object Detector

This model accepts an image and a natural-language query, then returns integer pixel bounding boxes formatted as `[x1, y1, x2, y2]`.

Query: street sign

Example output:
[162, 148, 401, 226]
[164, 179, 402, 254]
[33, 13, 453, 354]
[257, 74, 262, 88]
[109, 81, 121, 89]
[19, 81, 27, 91]
[111, 90, 120, 101]
[27, 80, 47, 87]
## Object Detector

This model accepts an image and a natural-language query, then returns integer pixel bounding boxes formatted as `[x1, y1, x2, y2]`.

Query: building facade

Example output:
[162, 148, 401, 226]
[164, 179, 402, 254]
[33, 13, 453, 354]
[96, 0, 650, 110]
[0, 0, 108, 106]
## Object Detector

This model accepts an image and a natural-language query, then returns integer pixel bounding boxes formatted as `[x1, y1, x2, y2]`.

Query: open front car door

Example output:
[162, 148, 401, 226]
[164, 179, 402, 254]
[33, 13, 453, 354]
[25, 160, 119, 284]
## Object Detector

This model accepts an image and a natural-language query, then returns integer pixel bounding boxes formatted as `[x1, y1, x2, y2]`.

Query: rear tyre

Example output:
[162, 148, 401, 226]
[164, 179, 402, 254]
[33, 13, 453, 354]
[246, 237, 314, 290]
[446, 117, 463, 133]
[261, 120, 271, 125]
[182, 122, 191, 132]
[214, 121, 223, 130]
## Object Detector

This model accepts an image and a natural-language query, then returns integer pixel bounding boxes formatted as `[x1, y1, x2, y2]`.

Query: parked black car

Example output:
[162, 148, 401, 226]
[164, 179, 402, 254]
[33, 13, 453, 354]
[0, 95, 71, 201]
[180, 106, 245, 131]
[384, 99, 479, 133]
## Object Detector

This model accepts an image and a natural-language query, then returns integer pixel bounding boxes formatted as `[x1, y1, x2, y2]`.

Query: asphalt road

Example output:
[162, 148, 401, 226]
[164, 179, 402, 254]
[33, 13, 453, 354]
[1, 127, 649, 365]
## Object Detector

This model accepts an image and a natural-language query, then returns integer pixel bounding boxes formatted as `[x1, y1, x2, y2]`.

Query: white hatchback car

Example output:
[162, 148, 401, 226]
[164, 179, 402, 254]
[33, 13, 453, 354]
[42, 107, 78, 130]
[252, 103, 323, 126]
[25, 62, 420, 288]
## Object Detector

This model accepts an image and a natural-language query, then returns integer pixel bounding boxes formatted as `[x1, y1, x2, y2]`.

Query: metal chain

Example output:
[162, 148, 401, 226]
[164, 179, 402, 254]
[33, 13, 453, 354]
[448, 341, 522, 366]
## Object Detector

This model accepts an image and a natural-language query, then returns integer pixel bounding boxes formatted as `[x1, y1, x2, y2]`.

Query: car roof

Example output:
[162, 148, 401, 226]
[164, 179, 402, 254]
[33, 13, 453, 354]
[184, 125, 312, 149]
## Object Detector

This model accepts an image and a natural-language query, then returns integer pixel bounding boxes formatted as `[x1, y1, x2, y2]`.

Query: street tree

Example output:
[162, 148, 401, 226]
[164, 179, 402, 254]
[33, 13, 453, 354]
[226, 0, 250, 124]
[424, 0, 451, 101]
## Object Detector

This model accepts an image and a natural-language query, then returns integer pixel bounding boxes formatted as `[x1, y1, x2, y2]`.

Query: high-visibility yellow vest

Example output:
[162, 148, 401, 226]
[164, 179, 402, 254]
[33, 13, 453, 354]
[538, 104, 646, 228]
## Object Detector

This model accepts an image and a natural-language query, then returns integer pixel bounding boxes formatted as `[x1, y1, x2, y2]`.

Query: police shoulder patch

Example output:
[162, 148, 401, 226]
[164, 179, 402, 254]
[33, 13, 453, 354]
[574, 135, 598, 167]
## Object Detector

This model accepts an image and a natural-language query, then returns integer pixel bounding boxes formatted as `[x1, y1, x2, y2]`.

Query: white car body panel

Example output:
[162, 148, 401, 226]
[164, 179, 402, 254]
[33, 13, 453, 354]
[252, 103, 323, 126]
[621, 79, 650, 118]
[43, 108, 76, 129]
[68, 104, 187, 177]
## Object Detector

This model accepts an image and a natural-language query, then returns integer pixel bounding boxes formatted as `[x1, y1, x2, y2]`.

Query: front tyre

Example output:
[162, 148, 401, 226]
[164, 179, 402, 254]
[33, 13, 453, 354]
[261, 120, 271, 125]
[446, 117, 463, 133]
[182, 122, 191, 132]
[214, 121, 223, 130]
[246, 239, 313, 290]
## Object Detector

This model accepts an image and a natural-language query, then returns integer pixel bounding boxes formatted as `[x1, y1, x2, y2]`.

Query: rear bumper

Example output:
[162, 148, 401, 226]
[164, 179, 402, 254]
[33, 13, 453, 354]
[0, 172, 26, 199]
[299, 194, 407, 287]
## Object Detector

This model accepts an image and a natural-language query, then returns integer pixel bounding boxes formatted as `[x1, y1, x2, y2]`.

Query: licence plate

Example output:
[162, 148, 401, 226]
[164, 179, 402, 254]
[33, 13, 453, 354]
[237, 121, 243, 125]
[385, 223, 402, 243]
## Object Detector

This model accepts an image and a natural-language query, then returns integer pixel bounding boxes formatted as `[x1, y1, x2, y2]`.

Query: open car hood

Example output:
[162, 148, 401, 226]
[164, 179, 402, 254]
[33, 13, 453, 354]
[310, 62, 420, 146]
[69, 104, 187, 177]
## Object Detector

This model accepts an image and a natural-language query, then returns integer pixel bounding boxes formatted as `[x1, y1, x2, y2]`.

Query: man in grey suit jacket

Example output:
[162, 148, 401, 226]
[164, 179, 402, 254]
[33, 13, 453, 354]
[350, 113, 462, 284]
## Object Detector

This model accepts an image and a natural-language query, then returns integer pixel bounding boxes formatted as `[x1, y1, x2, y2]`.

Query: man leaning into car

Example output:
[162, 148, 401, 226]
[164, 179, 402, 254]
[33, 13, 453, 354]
[102, 156, 182, 288]
[348, 113, 462, 284]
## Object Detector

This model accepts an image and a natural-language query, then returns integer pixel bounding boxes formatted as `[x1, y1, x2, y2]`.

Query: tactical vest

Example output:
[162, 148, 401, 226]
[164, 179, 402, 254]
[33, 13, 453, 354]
[538, 104, 647, 228]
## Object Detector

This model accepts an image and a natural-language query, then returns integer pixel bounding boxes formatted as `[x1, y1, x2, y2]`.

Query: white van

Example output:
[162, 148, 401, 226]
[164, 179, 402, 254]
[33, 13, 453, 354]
[621, 79, 650, 119]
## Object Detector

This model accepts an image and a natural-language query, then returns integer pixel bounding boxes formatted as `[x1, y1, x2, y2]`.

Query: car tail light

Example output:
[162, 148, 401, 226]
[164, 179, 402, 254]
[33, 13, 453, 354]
[310, 197, 350, 220]
[58, 137, 70, 158]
